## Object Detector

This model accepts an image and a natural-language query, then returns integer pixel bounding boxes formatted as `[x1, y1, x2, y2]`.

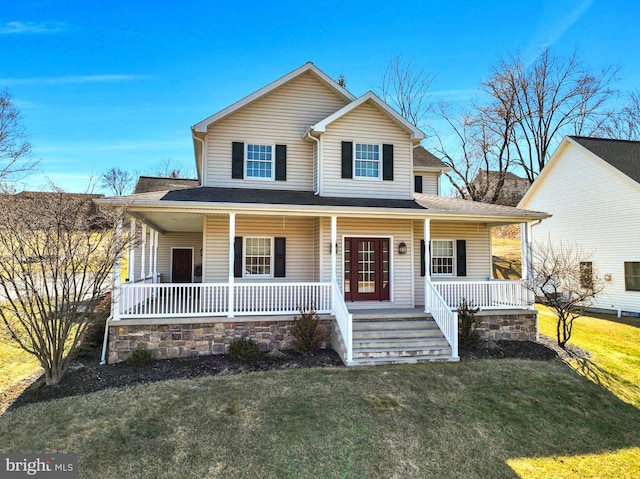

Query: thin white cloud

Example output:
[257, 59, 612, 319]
[527, 0, 596, 64]
[0, 74, 149, 86]
[0, 21, 68, 35]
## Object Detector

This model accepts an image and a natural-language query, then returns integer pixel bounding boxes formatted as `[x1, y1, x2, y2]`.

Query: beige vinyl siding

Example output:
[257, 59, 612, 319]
[203, 215, 318, 283]
[157, 233, 203, 283]
[205, 71, 349, 191]
[320, 217, 414, 308]
[321, 101, 413, 199]
[521, 142, 640, 313]
[417, 171, 439, 195]
[413, 220, 492, 306]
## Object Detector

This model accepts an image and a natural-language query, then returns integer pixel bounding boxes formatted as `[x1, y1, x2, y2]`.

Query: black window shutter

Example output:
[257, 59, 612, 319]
[420, 239, 426, 277]
[274, 237, 286, 277]
[383, 144, 394, 181]
[456, 240, 467, 277]
[275, 145, 287, 181]
[341, 141, 353, 179]
[414, 175, 423, 193]
[232, 142, 244, 179]
[234, 236, 243, 278]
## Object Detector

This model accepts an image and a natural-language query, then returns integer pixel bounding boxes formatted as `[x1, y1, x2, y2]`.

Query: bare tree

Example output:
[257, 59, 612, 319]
[100, 167, 134, 195]
[153, 158, 186, 178]
[525, 241, 604, 348]
[0, 188, 130, 385]
[599, 89, 640, 140]
[493, 48, 617, 182]
[0, 90, 36, 185]
[380, 55, 435, 127]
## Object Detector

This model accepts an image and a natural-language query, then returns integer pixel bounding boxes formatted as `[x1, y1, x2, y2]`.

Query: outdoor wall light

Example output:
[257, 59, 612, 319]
[398, 242, 407, 255]
[604, 274, 612, 281]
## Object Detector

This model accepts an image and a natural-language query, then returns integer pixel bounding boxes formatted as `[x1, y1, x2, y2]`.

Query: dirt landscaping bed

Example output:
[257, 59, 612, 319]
[8, 337, 578, 410]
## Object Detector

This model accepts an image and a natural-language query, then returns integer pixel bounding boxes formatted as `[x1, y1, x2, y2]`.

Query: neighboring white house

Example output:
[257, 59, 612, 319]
[97, 62, 548, 365]
[519, 135, 640, 315]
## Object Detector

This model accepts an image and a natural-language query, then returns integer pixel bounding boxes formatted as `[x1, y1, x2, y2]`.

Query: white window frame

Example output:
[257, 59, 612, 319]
[353, 143, 382, 181]
[245, 143, 275, 181]
[243, 236, 274, 278]
[431, 239, 455, 277]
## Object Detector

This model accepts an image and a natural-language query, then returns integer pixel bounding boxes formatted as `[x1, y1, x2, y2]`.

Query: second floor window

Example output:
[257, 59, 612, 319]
[354, 143, 380, 179]
[246, 144, 274, 180]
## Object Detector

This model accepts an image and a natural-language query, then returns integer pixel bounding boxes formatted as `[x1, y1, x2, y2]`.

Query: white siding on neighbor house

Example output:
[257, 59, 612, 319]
[204, 71, 349, 191]
[521, 142, 640, 313]
[202, 215, 318, 283]
[157, 233, 203, 283]
[321, 101, 413, 199]
[415, 171, 439, 195]
[413, 220, 492, 306]
[319, 217, 414, 308]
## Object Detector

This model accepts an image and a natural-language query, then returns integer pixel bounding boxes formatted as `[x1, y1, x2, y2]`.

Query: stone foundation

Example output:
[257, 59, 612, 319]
[108, 319, 333, 364]
[473, 310, 537, 341]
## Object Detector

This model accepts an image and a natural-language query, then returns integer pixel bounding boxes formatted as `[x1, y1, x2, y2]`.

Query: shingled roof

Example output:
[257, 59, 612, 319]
[413, 146, 448, 169]
[134, 176, 199, 194]
[570, 136, 640, 184]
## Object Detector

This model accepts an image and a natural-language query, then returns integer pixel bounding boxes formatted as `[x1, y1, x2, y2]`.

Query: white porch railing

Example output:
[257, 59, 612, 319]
[332, 280, 353, 363]
[117, 282, 332, 319]
[425, 280, 458, 358]
[118, 283, 229, 318]
[233, 282, 332, 315]
[434, 280, 530, 310]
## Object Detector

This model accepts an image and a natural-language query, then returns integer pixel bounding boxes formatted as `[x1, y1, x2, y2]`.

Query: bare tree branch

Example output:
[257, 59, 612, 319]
[100, 167, 134, 195]
[0, 90, 37, 185]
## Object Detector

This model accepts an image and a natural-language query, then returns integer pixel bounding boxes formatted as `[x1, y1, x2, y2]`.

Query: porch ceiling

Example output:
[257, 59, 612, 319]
[133, 211, 206, 233]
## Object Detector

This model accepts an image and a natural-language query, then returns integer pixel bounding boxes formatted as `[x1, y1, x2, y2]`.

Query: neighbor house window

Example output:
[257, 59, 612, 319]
[580, 262, 593, 290]
[244, 237, 273, 277]
[624, 262, 640, 291]
[354, 143, 380, 179]
[432, 240, 454, 275]
[246, 144, 274, 180]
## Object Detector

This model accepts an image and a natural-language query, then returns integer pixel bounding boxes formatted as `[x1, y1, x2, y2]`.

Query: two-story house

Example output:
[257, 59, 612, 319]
[98, 62, 548, 366]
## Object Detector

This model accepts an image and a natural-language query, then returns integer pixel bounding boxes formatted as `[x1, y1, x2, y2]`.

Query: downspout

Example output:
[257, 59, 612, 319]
[305, 129, 321, 195]
[192, 129, 205, 186]
[100, 315, 112, 365]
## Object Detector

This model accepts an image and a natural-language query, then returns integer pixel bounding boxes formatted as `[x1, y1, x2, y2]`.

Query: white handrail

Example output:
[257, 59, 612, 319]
[426, 280, 458, 358]
[332, 280, 352, 363]
[433, 280, 529, 309]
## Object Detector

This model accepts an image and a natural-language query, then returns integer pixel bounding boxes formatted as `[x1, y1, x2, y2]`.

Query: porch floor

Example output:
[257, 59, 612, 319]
[350, 307, 429, 320]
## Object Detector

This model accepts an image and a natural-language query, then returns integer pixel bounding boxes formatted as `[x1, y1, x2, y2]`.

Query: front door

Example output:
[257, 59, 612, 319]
[344, 237, 390, 301]
[171, 248, 193, 283]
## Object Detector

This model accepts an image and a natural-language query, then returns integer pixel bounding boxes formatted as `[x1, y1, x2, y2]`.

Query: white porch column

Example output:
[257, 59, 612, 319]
[520, 222, 531, 281]
[228, 213, 236, 318]
[330, 215, 337, 283]
[152, 230, 159, 283]
[128, 218, 136, 282]
[140, 224, 147, 282]
[147, 228, 154, 279]
[423, 218, 431, 313]
[111, 218, 123, 321]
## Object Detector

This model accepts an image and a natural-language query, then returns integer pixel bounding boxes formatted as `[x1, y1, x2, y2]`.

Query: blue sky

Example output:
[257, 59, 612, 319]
[1, 0, 639, 192]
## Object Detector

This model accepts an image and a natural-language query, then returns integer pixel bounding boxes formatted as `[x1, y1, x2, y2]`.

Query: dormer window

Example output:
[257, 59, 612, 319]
[246, 144, 274, 180]
[354, 143, 381, 180]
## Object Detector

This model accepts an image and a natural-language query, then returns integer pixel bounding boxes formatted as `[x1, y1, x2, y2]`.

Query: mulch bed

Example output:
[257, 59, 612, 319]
[8, 335, 587, 411]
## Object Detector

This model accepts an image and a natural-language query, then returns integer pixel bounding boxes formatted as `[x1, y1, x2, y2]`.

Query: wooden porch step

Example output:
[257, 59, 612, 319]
[350, 354, 457, 366]
[352, 319, 437, 331]
[353, 337, 448, 349]
[353, 328, 443, 340]
[352, 345, 452, 360]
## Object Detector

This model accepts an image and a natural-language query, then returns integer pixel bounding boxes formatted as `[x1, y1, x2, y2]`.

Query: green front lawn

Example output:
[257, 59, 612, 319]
[538, 305, 640, 407]
[1, 359, 639, 478]
[0, 339, 41, 413]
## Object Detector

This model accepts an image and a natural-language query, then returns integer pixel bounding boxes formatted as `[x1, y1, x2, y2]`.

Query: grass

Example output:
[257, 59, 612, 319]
[538, 305, 640, 408]
[0, 338, 41, 411]
[492, 235, 522, 280]
[1, 359, 639, 478]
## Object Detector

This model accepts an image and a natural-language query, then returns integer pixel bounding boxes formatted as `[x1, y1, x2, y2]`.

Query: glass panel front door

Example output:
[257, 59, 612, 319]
[344, 237, 390, 301]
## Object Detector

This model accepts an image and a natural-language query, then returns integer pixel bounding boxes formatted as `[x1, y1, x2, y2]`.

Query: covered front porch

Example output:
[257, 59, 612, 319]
[110, 208, 536, 365]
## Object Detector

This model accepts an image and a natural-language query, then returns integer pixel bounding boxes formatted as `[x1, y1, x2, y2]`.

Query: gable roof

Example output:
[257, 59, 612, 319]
[413, 146, 448, 170]
[192, 62, 355, 133]
[569, 136, 640, 184]
[134, 176, 199, 194]
[309, 91, 425, 141]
